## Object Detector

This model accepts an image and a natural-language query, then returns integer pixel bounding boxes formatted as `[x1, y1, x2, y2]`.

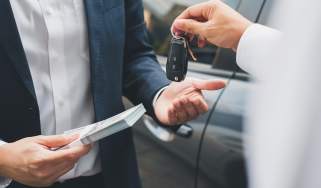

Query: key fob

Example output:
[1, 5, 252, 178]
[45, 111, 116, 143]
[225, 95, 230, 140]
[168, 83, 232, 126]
[166, 37, 188, 82]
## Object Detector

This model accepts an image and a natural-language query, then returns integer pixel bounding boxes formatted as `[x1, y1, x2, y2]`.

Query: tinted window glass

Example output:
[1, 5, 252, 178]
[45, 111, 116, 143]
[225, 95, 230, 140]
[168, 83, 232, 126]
[143, 0, 217, 65]
[143, 0, 242, 70]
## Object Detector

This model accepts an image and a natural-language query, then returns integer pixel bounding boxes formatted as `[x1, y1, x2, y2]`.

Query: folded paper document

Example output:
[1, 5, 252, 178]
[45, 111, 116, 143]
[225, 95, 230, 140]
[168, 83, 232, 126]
[55, 104, 146, 150]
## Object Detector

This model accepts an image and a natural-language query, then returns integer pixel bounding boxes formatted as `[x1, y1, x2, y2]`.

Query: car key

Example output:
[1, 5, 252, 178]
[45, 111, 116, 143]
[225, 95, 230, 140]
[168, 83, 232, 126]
[166, 34, 197, 82]
[166, 37, 188, 82]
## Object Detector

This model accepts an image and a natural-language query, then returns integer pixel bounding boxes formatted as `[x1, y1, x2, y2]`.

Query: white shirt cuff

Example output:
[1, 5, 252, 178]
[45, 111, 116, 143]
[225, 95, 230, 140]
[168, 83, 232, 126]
[0, 141, 13, 188]
[152, 86, 168, 108]
[236, 24, 282, 79]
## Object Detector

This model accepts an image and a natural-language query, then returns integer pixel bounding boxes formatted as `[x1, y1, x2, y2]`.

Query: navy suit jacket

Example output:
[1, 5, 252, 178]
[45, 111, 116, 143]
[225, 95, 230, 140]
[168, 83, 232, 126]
[0, 0, 170, 187]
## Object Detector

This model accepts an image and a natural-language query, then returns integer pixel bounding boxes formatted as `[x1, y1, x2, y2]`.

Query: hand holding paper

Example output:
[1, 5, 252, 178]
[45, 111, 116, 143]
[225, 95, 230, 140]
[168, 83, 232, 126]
[0, 135, 90, 187]
[0, 105, 146, 186]
[57, 104, 146, 150]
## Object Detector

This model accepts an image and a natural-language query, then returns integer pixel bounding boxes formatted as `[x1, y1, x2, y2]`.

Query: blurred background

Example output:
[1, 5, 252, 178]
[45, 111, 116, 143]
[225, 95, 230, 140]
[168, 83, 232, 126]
[125, 1, 271, 188]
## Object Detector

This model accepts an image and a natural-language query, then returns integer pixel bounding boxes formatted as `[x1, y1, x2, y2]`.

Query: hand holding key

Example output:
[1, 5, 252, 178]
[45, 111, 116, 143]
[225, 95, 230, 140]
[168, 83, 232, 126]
[172, 0, 252, 51]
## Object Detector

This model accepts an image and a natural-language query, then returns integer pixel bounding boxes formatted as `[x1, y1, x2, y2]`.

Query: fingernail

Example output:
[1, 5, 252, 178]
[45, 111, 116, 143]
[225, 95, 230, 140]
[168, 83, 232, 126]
[174, 20, 184, 28]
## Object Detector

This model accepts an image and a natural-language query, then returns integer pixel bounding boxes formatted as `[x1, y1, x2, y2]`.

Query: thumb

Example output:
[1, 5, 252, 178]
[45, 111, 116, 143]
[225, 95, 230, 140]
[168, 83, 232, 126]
[192, 80, 226, 91]
[173, 19, 205, 36]
[35, 134, 79, 148]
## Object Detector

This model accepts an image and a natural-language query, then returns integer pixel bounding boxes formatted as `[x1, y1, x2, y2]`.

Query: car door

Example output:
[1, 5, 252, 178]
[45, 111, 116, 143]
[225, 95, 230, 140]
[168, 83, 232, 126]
[127, 63, 231, 188]
[127, 1, 243, 188]
[195, 72, 249, 188]
[196, 1, 270, 188]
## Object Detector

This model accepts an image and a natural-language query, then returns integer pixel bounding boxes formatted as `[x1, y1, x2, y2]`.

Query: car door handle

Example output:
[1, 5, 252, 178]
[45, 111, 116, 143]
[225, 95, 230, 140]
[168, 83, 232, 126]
[143, 116, 193, 142]
[143, 116, 175, 142]
[175, 124, 193, 138]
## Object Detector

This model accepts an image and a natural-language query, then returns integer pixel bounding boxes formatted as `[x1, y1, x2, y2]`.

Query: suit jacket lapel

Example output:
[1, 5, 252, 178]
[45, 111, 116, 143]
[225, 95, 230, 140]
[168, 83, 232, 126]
[0, 0, 37, 99]
[84, 0, 117, 121]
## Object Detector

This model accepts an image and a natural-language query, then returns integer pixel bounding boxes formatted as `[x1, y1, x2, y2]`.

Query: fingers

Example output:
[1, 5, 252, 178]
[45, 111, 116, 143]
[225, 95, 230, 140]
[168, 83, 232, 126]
[47, 144, 92, 162]
[189, 94, 209, 114]
[167, 106, 179, 125]
[45, 160, 73, 178]
[173, 1, 217, 34]
[181, 98, 199, 118]
[160, 78, 225, 125]
[40, 161, 75, 186]
[173, 99, 189, 123]
[49, 162, 75, 182]
[173, 19, 205, 37]
[172, 20, 208, 48]
[172, 94, 208, 124]
[53, 163, 75, 180]
[191, 80, 226, 91]
[176, 2, 214, 20]
[198, 36, 207, 48]
[35, 134, 79, 148]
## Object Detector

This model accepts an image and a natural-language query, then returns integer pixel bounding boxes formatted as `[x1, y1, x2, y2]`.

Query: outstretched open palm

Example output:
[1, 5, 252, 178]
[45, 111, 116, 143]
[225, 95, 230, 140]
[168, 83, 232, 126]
[154, 78, 225, 125]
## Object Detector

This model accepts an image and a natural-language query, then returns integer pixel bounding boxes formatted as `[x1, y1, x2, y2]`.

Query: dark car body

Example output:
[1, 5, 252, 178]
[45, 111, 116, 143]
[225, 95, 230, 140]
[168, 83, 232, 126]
[123, 0, 272, 188]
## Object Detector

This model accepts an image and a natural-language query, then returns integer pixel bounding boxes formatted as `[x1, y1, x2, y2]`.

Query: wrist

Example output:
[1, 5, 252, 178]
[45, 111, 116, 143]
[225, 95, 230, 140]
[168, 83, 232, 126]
[0, 144, 11, 177]
[0, 145, 7, 176]
[233, 20, 253, 51]
[153, 86, 168, 108]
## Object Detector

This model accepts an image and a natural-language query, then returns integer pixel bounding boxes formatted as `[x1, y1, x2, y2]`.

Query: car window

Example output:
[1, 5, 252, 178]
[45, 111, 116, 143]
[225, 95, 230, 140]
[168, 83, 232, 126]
[143, 0, 242, 72]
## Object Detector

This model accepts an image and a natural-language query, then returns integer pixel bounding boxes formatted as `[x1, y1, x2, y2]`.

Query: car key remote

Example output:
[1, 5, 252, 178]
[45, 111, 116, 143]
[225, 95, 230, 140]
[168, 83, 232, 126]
[166, 37, 189, 82]
[166, 34, 197, 82]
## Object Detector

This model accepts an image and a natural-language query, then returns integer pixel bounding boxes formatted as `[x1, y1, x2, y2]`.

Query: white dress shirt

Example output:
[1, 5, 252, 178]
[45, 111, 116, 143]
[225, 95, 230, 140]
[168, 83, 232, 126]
[6, 0, 101, 184]
[237, 2, 321, 188]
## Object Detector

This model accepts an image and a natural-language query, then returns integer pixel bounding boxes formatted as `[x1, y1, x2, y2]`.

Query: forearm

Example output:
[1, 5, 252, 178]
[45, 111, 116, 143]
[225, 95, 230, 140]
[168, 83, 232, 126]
[123, 55, 170, 116]
[123, 0, 170, 115]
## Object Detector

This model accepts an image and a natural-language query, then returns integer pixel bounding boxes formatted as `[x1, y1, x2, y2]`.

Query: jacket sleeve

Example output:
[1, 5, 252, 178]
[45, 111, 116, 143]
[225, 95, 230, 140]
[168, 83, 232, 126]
[122, 0, 170, 117]
[236, 24, 283, 81]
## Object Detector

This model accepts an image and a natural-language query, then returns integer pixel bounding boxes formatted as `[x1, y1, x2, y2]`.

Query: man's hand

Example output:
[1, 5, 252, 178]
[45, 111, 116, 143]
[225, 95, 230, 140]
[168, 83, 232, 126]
[154, 78, 225, 125]
[0, 135, 91, 187]
[172, 0, 252, 50]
